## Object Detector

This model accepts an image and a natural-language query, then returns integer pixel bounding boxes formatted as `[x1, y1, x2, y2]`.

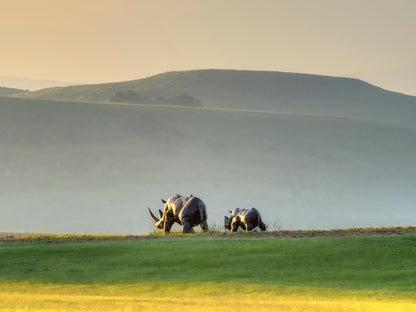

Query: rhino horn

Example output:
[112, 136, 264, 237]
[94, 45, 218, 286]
[158, 209, 163, 219]
[147, 207, 160, 224]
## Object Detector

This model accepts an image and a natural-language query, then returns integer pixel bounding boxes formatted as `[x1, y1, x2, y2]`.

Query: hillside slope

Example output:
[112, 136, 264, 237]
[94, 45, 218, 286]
[0, 86, 26, 96]
[14, 69, 416, 129]
[1, 96, 416, 233]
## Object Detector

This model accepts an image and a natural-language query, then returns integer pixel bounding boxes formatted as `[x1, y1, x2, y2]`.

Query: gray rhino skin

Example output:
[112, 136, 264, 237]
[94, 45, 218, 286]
[224, 207, 266, 232]
[147, 194, 209, 234]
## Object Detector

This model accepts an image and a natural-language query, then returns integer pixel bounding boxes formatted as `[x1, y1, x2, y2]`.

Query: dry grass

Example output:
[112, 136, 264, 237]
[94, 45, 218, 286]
[1, 283, 416, 312]
[2, 226, 416, 242]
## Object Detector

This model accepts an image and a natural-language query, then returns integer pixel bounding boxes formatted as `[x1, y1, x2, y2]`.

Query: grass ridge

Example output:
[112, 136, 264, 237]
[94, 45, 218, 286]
[1, 226, 415, 242]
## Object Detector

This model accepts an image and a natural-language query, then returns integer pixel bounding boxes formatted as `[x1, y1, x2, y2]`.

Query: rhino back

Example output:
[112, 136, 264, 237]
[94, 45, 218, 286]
[179, 196, 206, 224]
[245, 208, 262, 225]
[166, 195, 188, 216]
[232, 208, 250, 217]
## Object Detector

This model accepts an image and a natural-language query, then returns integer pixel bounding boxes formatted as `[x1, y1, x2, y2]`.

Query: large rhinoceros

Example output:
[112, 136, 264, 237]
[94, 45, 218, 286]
[147, 194, 209, 234]
[224, 207, 266, 232]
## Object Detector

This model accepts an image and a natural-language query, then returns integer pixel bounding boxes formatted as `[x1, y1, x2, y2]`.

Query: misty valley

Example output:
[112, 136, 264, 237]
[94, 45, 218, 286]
[1, 70, 416, 234]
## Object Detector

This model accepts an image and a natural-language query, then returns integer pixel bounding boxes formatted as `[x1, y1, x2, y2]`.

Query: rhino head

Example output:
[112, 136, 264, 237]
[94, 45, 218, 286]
[147, 206, 175, 234]
[224, 216, 231, 230]
[224, 210, 234, 230]
[147, 207, 164, 229]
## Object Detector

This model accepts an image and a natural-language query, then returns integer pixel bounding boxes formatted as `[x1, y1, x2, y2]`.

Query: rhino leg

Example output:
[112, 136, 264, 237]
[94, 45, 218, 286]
[200, 220, 209, 232]
[231, 217, 241, 232]
[245, 222, 254, 232]
[182, 218, 192, 234]
[163, 210, 174, 234]
[163, 220, 173, 234]
[257, 213, 266, 231]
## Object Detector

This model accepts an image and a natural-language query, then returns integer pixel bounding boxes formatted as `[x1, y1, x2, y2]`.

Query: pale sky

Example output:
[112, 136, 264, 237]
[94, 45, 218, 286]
[1, 0, 415, 94]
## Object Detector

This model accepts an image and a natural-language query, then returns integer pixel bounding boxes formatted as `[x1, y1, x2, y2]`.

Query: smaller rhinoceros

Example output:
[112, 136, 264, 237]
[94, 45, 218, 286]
[224, 207, 266, 232]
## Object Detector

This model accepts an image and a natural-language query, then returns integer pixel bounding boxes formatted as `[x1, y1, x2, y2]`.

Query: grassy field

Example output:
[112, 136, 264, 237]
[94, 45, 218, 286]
[1, 233, 416, 311]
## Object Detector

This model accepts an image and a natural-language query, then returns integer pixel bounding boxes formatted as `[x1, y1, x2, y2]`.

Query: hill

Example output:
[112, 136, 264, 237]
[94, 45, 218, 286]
[0, 75, 81, 91]
[13, 69, 416, 129]
[0, 86, 26, 96]
[1, 96, 416, 234]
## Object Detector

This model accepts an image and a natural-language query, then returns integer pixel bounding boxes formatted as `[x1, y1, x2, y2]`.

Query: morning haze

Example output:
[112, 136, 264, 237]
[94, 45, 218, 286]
[1, 69, 416, 233]
[1, 1, 416, 234]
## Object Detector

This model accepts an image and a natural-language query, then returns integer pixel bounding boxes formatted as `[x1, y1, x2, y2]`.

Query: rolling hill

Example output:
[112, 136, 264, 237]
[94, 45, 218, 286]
[0, 86, 26, 96]
[13, 69, 416, 129]
[1, 96, 416, 234]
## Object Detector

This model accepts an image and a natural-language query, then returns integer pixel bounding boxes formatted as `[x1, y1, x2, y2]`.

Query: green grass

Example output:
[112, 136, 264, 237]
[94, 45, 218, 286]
[1, 234, 416, 311]
[1, 234, 416, 293]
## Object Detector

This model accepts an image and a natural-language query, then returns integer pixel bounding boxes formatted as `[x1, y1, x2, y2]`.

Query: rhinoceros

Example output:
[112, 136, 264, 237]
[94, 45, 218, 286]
[224, 207, 266, 232]
[147, 194, 209, 234]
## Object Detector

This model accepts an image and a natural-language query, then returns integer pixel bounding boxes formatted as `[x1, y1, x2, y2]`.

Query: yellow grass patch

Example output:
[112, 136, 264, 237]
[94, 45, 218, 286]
[1, 283, 415, 312]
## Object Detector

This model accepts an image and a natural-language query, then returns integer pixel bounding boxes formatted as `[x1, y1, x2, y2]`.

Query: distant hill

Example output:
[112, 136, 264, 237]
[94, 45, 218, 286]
[1, 96, 416, 233]
[0, 86, 26, 96]
[13, 69, 416, 129]
[0, 75, 82, 91]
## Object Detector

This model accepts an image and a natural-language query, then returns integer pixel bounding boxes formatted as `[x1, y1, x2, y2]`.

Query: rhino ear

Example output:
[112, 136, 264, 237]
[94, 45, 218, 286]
[228, 210, 232, 214]
[161, 199, 167, 204]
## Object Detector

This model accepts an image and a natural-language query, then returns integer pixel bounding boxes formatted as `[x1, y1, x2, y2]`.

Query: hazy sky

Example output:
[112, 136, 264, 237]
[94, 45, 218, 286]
[1, 0, 415, 93]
